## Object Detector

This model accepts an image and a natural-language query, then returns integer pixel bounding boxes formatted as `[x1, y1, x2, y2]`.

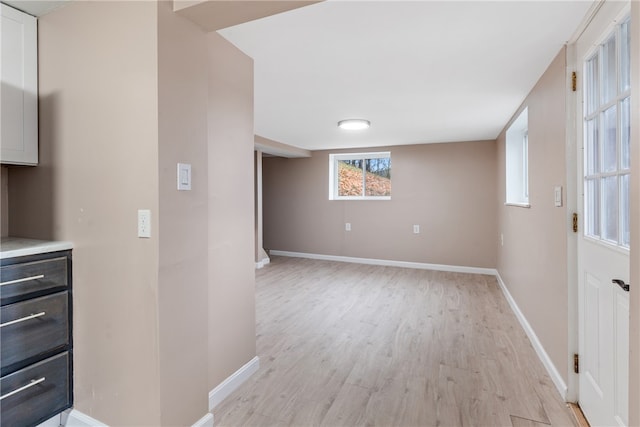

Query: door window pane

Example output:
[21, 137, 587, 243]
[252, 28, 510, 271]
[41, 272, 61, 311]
[582, 18, 629, 250]
[602, 176, 618, 243]
[602, 35, 616, 104]
[621, 96, 630, 170]
[602, 106, 617, 173]
[586, 178, 600, 237]
[620, 19, 631, 92]
[586, 118, 599, 175]
[586, 55, 599, 115]
[621, 174, 630, 247]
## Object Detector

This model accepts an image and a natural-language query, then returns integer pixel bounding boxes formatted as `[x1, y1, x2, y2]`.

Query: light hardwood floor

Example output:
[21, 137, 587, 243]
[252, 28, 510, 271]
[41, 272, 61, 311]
[214, 257, 577, 427]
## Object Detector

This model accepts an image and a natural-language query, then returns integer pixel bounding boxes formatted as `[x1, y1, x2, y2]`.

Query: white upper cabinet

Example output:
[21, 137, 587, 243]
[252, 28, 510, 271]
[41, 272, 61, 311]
[1, 4, 38, 165]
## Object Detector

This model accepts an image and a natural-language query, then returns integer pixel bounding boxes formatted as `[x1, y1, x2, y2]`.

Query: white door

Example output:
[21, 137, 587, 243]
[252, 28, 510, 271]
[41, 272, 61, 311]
[576, 2, 630, 426]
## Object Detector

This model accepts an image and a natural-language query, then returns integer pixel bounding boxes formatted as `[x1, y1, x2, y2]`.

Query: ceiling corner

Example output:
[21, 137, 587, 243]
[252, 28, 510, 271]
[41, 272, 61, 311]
[173, 0, 322, 32]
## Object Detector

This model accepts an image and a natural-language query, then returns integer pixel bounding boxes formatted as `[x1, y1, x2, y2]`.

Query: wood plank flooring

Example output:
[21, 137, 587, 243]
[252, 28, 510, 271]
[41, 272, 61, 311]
[214, 257, 577, 427]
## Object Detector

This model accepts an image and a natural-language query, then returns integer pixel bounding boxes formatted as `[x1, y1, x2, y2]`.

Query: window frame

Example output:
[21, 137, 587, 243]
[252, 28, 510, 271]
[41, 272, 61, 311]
[329, 151, 391, 201]
[505, 108, 530, 207]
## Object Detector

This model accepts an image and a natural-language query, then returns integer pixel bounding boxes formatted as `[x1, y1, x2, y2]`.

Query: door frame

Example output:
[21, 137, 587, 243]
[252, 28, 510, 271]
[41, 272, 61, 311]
[627, 3, 640, 426]
[566, 3, 639, 424]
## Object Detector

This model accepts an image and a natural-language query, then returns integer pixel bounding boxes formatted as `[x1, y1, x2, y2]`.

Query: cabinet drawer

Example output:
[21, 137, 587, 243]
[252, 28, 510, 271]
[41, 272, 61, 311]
[0, 257, 68, 305]
[1, 292, 69, 373]
[0, 352, 71, 427]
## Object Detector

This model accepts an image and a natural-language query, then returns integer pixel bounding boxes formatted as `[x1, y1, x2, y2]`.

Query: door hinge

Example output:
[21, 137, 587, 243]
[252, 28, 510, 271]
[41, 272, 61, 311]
[572, 213, 578, 233]
[574, 353, 580, 374]
[571, 71, 577, 92]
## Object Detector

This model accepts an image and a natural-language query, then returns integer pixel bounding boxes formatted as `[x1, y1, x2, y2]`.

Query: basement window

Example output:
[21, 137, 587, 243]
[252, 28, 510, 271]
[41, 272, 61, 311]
[505, 108, 529, 207]
[329, 152, 391, 200]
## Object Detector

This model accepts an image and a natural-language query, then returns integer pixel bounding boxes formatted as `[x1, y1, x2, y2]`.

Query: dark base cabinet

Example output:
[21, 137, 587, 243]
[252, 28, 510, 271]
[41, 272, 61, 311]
[1, 352, 71, 426]
[0, 250, 73, 427]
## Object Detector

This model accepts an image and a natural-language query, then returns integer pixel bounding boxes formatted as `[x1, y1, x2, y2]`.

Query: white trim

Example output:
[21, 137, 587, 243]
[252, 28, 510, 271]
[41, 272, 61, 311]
[62, 407, 212, 427]
[256, 257, 270, 269]
[269, 250, 496, 276]
[506, 108, 530, 206]
[495, 272, 568, 400]
[332, 196, 391, 201]
[331, 151, 390, 161]
[329, 152, 391, 200]
[63, 409, 108, 427]
[208, 356, 260, 410]
[504, 202, 531, 209]
[566, 41, 580, 403]
[36, 414, 62, 427]
[192, 413, 214, 427]
[567, 0, 605, 44]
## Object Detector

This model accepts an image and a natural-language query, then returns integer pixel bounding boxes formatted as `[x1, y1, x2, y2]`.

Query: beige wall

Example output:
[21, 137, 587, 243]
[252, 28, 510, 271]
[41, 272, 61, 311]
[496, 48, 569, 384]
[6, 1, 258, 425]
[263, 141, 498, 268]
[206, 31, 257, 388]
[157, 1, 210, 424]
[8, 1, 162, 424]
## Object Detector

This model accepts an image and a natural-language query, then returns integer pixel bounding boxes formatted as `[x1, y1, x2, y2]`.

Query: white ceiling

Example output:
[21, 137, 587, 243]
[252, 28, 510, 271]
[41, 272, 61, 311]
[2, 0, 68, 17]
[219, 0, 595, 151]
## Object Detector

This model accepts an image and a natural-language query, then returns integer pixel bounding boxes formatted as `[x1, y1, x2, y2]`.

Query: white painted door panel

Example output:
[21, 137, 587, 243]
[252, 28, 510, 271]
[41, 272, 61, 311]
[579, 240, 629, 426]
[576, 2, 630, 426]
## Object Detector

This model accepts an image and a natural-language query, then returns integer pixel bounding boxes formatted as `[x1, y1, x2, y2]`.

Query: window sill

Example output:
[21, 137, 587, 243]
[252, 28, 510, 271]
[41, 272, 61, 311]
[331, 196, 391, 201]
[505, 202, 531, 208]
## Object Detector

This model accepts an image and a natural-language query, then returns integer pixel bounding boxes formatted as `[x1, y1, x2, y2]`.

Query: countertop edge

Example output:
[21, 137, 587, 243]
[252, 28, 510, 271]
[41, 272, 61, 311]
[0, 239, 74, 259]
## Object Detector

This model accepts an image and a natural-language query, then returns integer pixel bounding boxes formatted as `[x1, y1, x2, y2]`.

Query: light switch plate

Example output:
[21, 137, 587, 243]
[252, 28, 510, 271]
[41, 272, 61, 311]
[177, 163, 192, 191]
[554, 186, 563, 207]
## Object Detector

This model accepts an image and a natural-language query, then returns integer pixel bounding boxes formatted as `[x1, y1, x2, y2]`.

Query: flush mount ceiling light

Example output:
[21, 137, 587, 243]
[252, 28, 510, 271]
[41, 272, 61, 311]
[338, 119, 371, 130]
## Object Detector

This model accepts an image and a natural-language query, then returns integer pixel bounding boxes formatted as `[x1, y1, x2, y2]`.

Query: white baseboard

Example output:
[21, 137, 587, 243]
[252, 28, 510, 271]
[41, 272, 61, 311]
[495, 272, 568, 400]
[63, 409, 108, 427]
[208, 356, 260, 410]
[36, 414, 62, 427]
[63, 408, 212, 427]
[269, 250, 496, 276]
[255, 257, 271, 269]
[192, 413, 214, 427]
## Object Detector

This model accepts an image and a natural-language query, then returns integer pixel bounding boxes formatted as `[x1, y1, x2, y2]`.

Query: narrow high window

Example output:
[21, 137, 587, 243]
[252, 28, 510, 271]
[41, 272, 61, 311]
[506, 108, 529, 207]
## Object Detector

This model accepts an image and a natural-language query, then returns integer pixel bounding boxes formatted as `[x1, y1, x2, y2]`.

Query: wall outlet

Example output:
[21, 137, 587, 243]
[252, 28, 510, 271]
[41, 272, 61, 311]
[413, 225, 420, 234]
[138, 209, 151, 238]
[345, 222, 351, 231]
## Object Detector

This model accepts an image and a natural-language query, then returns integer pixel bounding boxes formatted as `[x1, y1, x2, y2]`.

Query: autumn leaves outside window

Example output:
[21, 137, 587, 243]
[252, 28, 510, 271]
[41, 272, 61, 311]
[329, 152, 391, 200]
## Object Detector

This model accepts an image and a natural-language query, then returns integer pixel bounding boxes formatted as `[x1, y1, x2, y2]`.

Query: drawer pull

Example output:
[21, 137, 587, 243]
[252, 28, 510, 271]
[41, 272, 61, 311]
[0, 274, 45, 287]
[0, 311, 46, 328]
[0, 377, 46, 401]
